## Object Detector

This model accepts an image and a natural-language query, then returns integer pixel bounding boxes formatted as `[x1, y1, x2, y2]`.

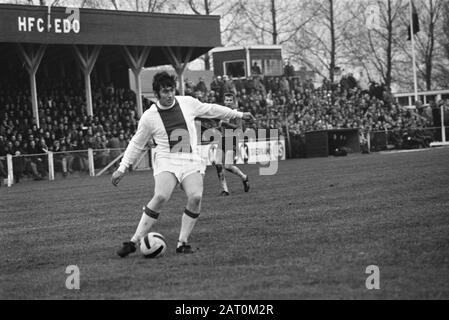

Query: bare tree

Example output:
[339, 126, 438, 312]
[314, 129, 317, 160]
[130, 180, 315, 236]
[329, 0, 336, 83]
[78, 0, 176, 12]
[127, 0, 173, 12]
[10, 0, 64, 6]
[237, 0, 317, 47]
[287, 0, 351, 84]
[110, 0, 118, 10]
[435, 1, 449, 87]
[71, 0, 118, 10]
[415, 0, 445, 90]
[390, 0, 447, 91]
[184, 0, 244, 69]
[392, 0, 445, 91]
[270, 0, 277, 44]
[342, 0, 407, 90]
[442, 2, 449, 56]
[418, 0, 444, 90]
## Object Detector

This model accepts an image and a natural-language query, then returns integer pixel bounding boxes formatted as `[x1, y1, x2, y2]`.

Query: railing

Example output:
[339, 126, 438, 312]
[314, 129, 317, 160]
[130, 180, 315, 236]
[0, 148, 135, 188]
[1, 128, 446, 187]
[393, 89, 449, 108]
[284, 126, 448, 158]
[365, 127, 446, 152]
[1, 136, 286, 187]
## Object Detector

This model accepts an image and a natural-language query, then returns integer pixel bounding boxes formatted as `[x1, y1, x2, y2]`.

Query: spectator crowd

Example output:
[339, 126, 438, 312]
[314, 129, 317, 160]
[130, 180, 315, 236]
[187, 73, 437, 141]
[0, 80, 135, 183]
[1, 67, 446, 184]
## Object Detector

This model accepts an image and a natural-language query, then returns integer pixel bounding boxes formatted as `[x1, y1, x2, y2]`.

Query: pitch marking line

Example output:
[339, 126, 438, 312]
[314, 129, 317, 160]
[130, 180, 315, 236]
[379, 148, 434, 155]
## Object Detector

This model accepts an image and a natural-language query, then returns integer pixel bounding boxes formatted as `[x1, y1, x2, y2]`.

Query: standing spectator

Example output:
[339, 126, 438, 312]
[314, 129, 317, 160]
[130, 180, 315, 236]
[251, 62, 262, 75]
[73, 138, 89, 172]
[279, 76, 290, 96]
[210, 76, 222, 97]
[93, 135, 109, 168]
[253, 76, 267, 97]
[222, 75, 237, 97]
[195, 77, 208, 97]
[346, 73, 357, 89]
[0, 135, 5, 155]
[52, 140, 69, 177]
[11, 140, 25, 183]
[107, 135, 122, 171]
[118, 133, 128, 150]
[24, 139, 45, 180]
[244, 76, 256, 95]
[184, 79, 195, 96]
[62, 139, 75, 174]
[233, 77, 244, 93]
[284, 59, 295, 77]
[0, 135, 7, 181]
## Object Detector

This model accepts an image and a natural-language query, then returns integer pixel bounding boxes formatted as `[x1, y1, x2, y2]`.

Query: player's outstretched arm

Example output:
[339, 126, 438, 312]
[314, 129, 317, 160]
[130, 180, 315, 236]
[219, 120, 239, 130]
[241, 112, 256, 122]
[193, 97, 255, 122]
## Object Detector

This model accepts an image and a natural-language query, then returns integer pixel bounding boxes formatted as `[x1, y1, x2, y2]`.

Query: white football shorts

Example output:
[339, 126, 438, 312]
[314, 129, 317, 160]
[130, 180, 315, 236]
[153, 153, 206, 183]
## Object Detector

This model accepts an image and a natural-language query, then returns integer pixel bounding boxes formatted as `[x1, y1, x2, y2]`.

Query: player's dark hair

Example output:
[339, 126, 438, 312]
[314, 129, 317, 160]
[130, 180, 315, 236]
[223, 92, 235, 100]
[153, 72, 176, 97]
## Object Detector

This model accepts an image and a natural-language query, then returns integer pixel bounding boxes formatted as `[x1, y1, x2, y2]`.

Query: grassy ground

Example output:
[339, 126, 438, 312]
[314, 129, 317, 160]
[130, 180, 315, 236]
[1, 148, 448, 300]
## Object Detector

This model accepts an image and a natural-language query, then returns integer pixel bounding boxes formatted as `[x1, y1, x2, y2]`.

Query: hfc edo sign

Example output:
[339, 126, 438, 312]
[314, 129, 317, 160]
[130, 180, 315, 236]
[17, 7, 80, 34]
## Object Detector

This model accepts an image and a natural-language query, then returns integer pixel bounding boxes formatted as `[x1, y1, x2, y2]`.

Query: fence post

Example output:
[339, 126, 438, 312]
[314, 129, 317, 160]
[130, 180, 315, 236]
[48, 151, 54, 181]
[385, 128, 388, 147]
[441, 105, 446, 143]
[88, 148, 95, 176]
[367, 131, 371, 152]
[284, 123, 292, 159]
[7, 154, 13, 187]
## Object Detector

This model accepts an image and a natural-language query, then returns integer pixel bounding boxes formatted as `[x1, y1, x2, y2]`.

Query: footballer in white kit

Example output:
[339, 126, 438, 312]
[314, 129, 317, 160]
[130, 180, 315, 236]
[111, 72, 255, 256]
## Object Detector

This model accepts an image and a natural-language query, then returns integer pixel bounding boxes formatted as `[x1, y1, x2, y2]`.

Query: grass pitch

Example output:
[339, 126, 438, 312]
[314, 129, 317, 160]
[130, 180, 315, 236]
[1, 148, 448, 299]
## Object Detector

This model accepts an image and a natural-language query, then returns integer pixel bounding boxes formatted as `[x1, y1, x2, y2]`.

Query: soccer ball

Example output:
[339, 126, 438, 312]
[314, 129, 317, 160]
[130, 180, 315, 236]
[140, 232, 167, 258]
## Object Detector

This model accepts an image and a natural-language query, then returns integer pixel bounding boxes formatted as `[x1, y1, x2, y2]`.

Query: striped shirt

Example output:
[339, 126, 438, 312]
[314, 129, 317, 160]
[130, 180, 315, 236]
[118, 96, 243, 172]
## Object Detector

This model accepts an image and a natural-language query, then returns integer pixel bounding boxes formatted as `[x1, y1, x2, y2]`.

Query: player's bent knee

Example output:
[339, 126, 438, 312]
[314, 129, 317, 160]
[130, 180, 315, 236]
[152, 193, 170, 205]
[187, 193, 202, 206]
[224, 164, 234, 171]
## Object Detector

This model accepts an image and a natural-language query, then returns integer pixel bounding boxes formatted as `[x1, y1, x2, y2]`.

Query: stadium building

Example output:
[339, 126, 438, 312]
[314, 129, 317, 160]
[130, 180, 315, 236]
[0, 3, 221, 124]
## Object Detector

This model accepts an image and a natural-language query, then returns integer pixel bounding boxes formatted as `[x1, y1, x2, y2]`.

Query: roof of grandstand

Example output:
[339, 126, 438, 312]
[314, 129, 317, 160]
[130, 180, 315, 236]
[0, 4, 221, 68]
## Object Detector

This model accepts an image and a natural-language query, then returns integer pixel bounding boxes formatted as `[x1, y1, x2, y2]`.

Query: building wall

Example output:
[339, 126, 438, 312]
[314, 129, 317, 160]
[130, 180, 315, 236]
[129, 67, 214, 95]
[212, 49, 246, 77]
[212, 47, 283, 78]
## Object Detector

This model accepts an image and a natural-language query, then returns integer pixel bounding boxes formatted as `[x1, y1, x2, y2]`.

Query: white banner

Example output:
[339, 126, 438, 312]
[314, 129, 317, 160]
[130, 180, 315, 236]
[240, 139, 286, 164]
[199, 137, 286, 165]
[151, 137, 286, 168]
[199, 143, 220, 166]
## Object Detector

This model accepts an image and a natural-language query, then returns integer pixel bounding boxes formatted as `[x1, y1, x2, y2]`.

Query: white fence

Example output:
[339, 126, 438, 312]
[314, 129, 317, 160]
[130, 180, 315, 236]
[393, 89, 449, 108]
[1, 148, 126, 188]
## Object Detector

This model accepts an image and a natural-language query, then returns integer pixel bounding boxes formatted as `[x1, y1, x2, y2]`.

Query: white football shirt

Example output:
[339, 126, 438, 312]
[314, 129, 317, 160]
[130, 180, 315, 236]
[118, 96, 243, 172]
